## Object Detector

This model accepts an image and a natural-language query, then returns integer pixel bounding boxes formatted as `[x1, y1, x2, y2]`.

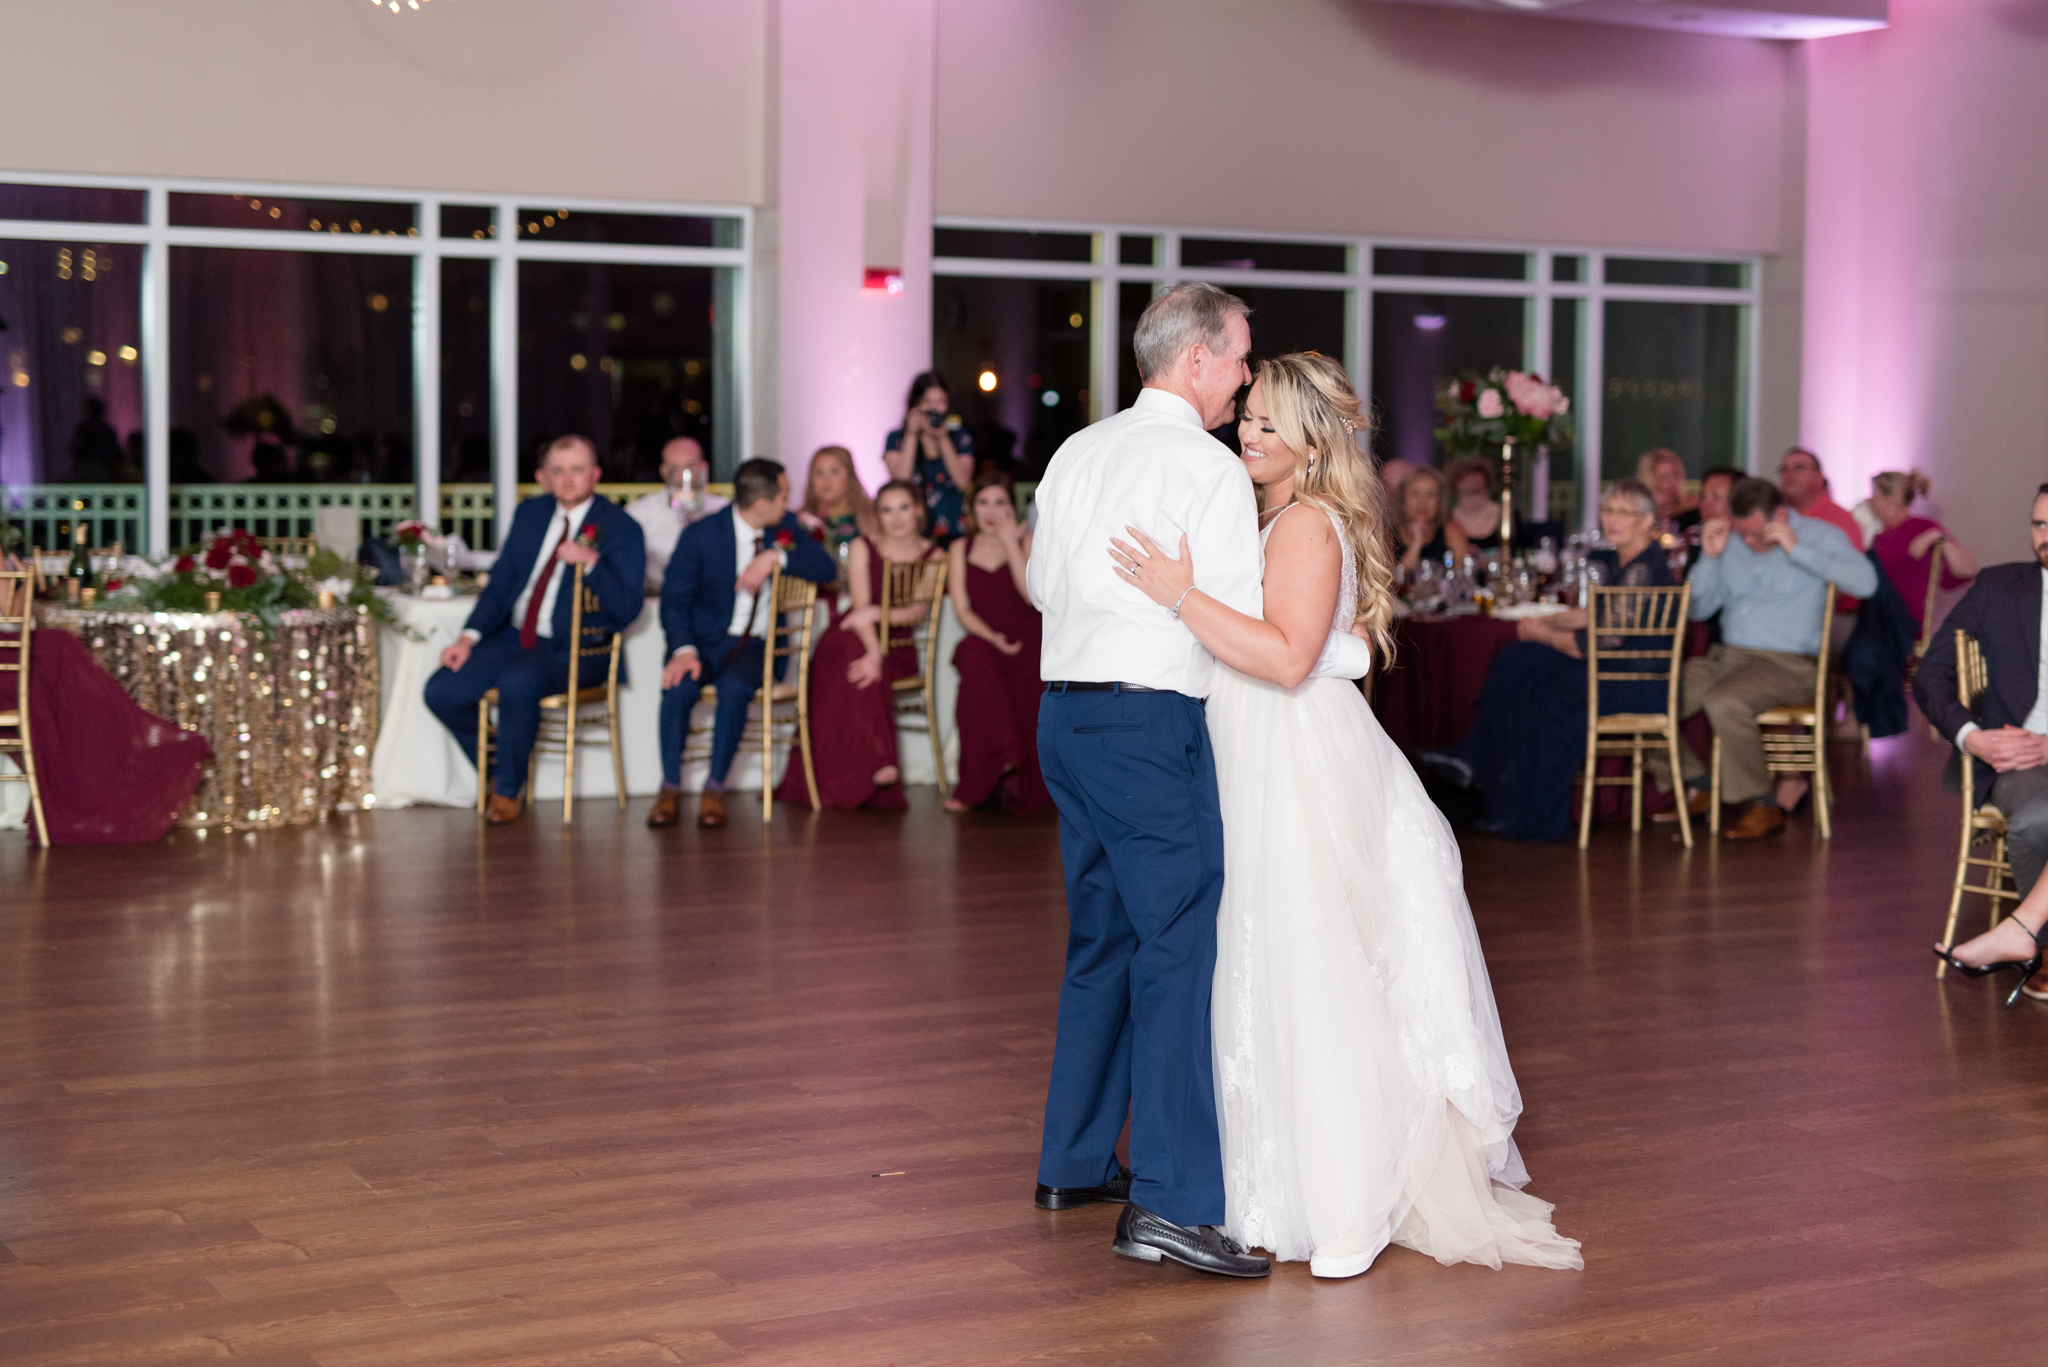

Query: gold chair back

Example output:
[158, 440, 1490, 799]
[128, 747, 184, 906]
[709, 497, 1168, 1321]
[1937, 629, 2018, 974]
[1915, 538, 1947, 662]
[682, 566, 822, 821]
[1710, 583, 1837, 839]
[0, 569, 50, 844]
[256, 536, 318, 559]
[1578, 583, 1694, 849]
[879, 555, 951, 788]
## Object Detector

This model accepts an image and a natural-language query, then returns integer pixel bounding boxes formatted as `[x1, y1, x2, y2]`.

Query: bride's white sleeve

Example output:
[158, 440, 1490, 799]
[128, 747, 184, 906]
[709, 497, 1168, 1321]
[1309, 628, 1372, 680]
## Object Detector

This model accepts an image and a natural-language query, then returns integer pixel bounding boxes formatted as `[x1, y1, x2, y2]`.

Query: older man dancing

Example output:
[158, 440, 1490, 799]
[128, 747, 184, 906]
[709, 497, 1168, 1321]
[1652, 476, 1876, 839]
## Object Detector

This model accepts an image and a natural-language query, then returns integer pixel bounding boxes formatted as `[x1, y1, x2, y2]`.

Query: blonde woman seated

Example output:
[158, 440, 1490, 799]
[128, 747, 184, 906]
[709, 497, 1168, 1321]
[774, 479, 939, 811]
[1868, 471, 1977, 635]
[797, 444, 879, 565]
[1637, 447, 1698, 535]
[1412, 479, 1679, 842]
[1393, 465, 1471, 573]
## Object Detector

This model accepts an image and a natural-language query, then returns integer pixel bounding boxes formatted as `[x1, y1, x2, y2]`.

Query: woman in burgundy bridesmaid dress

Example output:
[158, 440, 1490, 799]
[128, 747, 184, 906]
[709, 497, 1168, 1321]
[776, 480, 938, 810]
[944, 477, 1051, 816]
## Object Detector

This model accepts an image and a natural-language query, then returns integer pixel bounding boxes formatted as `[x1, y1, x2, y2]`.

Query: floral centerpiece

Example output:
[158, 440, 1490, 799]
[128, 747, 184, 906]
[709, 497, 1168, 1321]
[393, 519, 436, 551]
[100, 528, 413, 636]
[1433, 369, 1574, 457]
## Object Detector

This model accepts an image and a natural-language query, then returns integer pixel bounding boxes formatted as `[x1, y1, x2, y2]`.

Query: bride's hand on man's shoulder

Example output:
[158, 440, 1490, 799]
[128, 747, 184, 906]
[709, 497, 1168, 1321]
[1107, 526, 1194, 608]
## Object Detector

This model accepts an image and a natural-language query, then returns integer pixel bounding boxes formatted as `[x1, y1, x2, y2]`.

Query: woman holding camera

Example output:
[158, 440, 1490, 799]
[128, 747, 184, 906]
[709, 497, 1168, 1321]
[884, 370, 977, 545]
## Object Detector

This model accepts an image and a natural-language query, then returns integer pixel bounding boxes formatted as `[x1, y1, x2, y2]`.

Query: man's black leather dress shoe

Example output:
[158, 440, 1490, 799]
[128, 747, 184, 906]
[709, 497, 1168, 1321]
[1112, 1203, 1270, 1278]
[1412, 748, 1475, 789]
[1035, 1166, 1131, 1211]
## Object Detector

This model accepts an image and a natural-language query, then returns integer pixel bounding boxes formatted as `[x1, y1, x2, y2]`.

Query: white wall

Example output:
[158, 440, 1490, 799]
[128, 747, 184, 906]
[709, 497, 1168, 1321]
[934, 0, 1799, 253]
[1801, 0, 2048, 568]
[1, 0, 767, 205]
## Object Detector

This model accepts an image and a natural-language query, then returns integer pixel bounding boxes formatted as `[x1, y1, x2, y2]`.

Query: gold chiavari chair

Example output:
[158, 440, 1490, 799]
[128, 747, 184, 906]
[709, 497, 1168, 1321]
[683, 566, 822, 821]
[1936, 630, 2018, 975]
[1712, 583, 1838, 839]
[256, 536, 318, 560]
[0, 569, 50, 845]
[475, 563, 625, 824]
[881, 556, 950, 789]
[1577, 583, 1695, 850]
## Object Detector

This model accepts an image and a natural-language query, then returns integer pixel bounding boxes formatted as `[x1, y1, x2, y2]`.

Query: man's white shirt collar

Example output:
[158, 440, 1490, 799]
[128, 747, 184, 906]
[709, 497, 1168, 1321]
[1131, 387, 1204, 428]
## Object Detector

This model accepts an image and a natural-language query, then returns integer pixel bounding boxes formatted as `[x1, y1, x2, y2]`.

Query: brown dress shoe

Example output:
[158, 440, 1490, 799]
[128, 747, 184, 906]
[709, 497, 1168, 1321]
[484, 792, 523, 825]
[697, 789, 728, 829]
[646, 788, 683, 829]
[1652, 789, 1712, 824]
[1723, 800, 1785, 841]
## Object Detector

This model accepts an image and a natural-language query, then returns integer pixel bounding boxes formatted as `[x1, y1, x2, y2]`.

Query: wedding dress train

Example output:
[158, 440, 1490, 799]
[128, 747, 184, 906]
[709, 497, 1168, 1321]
[1208, 508, 1582, 1278]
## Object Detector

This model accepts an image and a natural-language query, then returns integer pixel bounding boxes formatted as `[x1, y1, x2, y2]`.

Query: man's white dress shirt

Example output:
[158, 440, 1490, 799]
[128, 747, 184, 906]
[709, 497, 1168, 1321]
[1027, 388, 1263, 696]
[462, 497, 591, 645]
[627, 487, 730, 592]
[1955, 566, 2048, 750]
[671, 505, 784, 661]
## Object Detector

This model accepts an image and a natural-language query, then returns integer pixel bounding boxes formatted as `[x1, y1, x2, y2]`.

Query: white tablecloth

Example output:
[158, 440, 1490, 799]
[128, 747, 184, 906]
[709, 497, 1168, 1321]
[370, 593, 964, 809]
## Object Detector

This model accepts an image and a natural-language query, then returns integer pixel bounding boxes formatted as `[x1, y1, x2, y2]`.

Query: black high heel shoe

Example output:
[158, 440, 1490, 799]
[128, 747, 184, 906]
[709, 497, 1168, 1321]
[1934, 916, 2048, 1007]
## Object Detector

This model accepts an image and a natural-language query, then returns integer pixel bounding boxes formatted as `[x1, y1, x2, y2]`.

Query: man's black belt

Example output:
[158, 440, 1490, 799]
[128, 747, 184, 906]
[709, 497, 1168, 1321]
[1044, 681, 1172, 693]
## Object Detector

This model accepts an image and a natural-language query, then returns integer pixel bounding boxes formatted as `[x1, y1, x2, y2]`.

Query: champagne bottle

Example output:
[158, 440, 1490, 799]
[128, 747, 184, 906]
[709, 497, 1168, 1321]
[67, 523, 95, 589]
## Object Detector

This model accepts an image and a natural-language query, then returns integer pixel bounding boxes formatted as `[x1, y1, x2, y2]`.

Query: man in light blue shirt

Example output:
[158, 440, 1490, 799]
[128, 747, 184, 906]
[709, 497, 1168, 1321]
[1652, 476, 1877, 839]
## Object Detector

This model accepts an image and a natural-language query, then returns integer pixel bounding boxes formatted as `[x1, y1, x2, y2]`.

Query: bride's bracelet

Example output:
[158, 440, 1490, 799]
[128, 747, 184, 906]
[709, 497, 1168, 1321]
[1171, 586, 1196, 620]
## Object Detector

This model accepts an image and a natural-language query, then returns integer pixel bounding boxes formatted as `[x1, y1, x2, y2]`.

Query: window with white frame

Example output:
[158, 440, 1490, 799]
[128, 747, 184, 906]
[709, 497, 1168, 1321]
[0, 177, 750, 554]
[932, 219, 1760, 528]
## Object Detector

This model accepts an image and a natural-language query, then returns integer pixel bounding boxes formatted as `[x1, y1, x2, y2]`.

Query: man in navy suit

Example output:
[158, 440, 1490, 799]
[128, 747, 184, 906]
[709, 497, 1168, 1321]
[649, 457, 837, 830]
[424, 434, 646, 824]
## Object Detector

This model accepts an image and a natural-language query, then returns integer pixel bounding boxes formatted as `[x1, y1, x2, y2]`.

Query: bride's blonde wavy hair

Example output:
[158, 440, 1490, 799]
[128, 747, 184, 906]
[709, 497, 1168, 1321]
[1254, 351, 1397, 667]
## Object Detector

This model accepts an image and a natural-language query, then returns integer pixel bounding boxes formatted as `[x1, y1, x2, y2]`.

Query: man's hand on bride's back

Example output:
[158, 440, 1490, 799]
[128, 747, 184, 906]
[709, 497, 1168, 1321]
[1107, 526, 1194, 609]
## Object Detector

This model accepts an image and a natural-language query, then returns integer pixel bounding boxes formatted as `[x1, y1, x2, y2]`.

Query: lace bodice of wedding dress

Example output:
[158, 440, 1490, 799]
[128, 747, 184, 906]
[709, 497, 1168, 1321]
[1209, 500, 1580, 1278]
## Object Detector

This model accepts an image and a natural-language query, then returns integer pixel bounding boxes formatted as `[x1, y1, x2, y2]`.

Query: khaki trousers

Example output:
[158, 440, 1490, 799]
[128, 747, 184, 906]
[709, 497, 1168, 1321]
[1647, 645, 1818, 805]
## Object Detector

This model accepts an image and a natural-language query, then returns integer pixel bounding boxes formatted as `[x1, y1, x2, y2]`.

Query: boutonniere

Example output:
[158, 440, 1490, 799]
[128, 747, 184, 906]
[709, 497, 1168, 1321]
[577, 523, 601, 548]
[770, 528, 796, 551]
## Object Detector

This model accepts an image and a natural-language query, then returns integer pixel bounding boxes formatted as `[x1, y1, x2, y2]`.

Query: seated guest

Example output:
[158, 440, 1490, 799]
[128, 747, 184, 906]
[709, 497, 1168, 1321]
[1377, 455, 1416, 506]
[798, 444, 878, 562]
[943, 475, 1051, 816]
[1637, 448, 1697, 534]
[1393, 465, 1471, 573]
[1869, 470, 1978, 634]
[1647, 476, 1877, 840]
[1681, 465, 1742, 576]
[426, 436, 645, 825]
[1778, 445, 1865, 642]
[884, 370, 976, 545]
[625, 436, 729, 592]
[772, 479, 940, 811]
[1446, 456, 1503, 550]
[1, 557, 212, 845]
[1918, 484, 2048, 1000]
[1413, 479, 1677, 842]
[652, 459, 837, 829]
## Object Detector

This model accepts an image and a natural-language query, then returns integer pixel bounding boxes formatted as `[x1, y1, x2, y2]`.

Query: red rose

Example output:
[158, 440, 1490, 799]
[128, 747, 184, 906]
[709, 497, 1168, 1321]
[227, 564, 257, 589]
[174, 555, 195, 573]
[577, 524, 600, 546]
[205, 545, 233, 570]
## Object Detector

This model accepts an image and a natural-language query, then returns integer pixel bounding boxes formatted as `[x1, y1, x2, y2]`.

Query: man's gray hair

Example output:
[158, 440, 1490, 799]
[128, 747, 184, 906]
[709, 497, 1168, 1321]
[1131, 282, 1251, 383]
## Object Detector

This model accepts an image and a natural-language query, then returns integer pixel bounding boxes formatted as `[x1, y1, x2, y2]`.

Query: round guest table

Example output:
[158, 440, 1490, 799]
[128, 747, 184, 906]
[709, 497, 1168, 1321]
[1373, 613, 1525, 752]
[34, 602, 380, 831]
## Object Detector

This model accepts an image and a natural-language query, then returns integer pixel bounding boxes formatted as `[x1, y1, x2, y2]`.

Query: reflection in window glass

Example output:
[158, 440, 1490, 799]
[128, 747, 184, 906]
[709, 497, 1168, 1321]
[0, 184, 147, 225]
[1373, 248, 1528, 282]
[441, 258, 493, 485]
[0, 240, 145, 490]
[1181, 238, 1347, 274]
[1604, 258, 1746, 289]
[170, 193, 417, 238]
[933, 276, 1092, 478]
[441, 205, 497, 240]
[517, 261, 722, 481]
[519, 209, 740, 250]
[1602, 300, 1742, 479]
[1369, 292, 1528, 468]
[934, 228, 1093, 263]
[169, 247, 416, 484]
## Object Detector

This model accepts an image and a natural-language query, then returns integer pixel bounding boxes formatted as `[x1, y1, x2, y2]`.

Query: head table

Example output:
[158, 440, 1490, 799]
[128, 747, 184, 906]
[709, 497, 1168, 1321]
[369, 592, 968, 809]
[34, 602, 379, 831]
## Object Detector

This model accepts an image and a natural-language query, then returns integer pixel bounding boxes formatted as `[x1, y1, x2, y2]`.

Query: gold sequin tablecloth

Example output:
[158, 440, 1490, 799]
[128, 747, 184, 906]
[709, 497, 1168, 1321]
[36, 604, 381, 831]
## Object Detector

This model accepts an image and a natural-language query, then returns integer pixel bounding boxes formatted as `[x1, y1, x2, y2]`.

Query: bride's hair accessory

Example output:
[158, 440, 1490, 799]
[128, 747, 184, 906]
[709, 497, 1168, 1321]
[1340, 416, 1360, 434]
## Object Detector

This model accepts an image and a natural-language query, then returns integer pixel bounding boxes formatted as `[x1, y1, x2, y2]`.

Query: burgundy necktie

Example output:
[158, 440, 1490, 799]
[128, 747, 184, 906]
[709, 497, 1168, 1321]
[519, 516, 568, 649]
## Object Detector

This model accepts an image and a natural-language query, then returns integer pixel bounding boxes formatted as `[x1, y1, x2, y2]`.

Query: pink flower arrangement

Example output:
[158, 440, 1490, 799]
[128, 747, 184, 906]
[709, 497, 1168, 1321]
[1433, 367, 1575, 457]
[1503, 370, 1569, 422]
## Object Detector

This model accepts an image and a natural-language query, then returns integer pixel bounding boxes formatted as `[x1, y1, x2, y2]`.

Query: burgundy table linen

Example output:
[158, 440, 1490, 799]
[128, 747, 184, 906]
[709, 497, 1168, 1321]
[0, 627, 210, 846]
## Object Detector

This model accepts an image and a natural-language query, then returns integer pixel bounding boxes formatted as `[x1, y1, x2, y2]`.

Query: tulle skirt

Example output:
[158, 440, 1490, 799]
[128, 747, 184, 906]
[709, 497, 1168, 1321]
[1207, 666, 1582, 1278]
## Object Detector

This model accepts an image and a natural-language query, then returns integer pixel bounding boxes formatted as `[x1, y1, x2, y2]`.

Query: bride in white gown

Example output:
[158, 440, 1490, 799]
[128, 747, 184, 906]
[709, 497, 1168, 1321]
[1109, 352, 1581, 1279]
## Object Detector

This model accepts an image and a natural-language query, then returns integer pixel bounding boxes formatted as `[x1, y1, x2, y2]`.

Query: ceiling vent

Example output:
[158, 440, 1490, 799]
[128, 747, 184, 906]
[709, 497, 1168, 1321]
[1365, 0, 1886, 40]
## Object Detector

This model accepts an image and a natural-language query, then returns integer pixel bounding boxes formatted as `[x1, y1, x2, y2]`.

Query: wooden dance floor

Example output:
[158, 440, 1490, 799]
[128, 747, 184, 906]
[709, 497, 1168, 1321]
[4, 727, 2046, 1365]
